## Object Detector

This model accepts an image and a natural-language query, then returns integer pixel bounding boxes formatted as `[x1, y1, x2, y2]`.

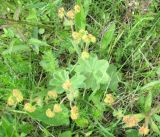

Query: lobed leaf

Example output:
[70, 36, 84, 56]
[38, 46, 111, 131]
[28, 104, 69, 126]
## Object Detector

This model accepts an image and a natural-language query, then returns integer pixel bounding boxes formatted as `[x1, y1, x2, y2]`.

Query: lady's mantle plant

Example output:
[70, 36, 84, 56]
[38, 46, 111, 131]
[6, 3, 120, 129]
[3, 1, 160, 136]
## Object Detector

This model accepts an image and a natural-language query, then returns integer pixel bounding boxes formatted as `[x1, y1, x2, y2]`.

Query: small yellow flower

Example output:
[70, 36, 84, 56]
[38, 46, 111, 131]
[81, 51, 89, 60]
[139, 125, 149, 136]
[53, 104, 62, 113]
[74, 5, 81, 13]
[122, 115, 138, 127]
[66, 10, 75, 19]
[70, 106, 79, 120]
[12, 89, 23, 102]
[62, 80, 72, 90]
[7, 96, 16, 106]
[71, 113, 79, 120]
[46, 108, 55, 118]
[48, 91, 57, 99]
[104, 94, 115, 106]
[58, 7, 65, 19]
[88, 34, 96, 43]
[82, 34, 90, 43]
[79, 29, 87, 34]
[72, 31, 81, 43]
[24, 103, 36, 113]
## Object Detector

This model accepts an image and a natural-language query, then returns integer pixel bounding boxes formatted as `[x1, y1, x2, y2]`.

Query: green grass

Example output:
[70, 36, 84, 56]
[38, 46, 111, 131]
[0, 0, 160, 137]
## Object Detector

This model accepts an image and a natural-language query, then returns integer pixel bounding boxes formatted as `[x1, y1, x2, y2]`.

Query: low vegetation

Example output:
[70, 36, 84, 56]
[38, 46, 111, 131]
[0, 0, 160, 136]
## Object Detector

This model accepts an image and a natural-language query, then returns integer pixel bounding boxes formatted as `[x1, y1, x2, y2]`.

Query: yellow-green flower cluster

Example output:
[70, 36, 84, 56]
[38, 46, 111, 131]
[81, 51, 90, 60]
[7, 89, 23, 106]
[47, 90, 58, 99]
[122, 115, 138, 128]
[72, 29, 96, 44]
[58, 7, 65, 19]
[70, 106, 79, 120]
[24, 103, 36, 113]
[62, 79, 72, 91]
[104, 94, 115, 106]
[58, 4, 81, 19]
[139, 125, 149, 136]
[46, 104, 62, 118]
[123, 115, 150, 136]
[46, 108, 55, 118]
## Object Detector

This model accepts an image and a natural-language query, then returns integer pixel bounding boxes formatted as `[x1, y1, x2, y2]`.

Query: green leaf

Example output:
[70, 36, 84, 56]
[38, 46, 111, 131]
[29, 38, 49, 47]
[50, 70, 85, 94]
[75, 0, 86, 30]
[153, 114, 160, 123]
[91, 92, 105, 119]
[49, 70, 69, 93]
[76, 118, 89, 128]
[3, 28, 15, 38]
[133, 113, 145, 122]
[1, 117, 19, 137]
[101, 23, 115, 51]
[59, 131, 72, 137]
[150, 119, 160, 135]
[96, 121, 114, 137]
[92, 107, 104, 120]
[126, 129, 140, 137]
[75, 55, 110, 91]
[137, 95, 145, 111]
[125, 113, 145, 123]
[107, 64, 121, 91]
[144, 91, 152, 113]
[18, 123, 33, 134]
[29, 38, 49, 54]
[83, 0, 91, 15]
[141, 80, 160, 91]
[71, 74, 86, 90]
[26, 8, 38, 23]
[2, 44, 30, 55]
[28, 104, 69, 126]
[40, 50, 58, 73]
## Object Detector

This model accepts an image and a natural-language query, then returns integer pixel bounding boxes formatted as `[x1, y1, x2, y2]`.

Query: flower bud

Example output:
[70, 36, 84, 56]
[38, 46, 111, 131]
[48, 91, 57, 99]
[79, 29, 87, 36]
[104, 94, 114, 106]
[58, 7, 65, 19]
[62, 80, 72, 90]
[7, 96, 16, 106]
[88, 34, 96, 43]
[122, 115, 138, 127]
[66, 10, 75, 19]
[24, 103, 36, 113]
[46, 108, 55, 118]
[72, 32, 81, 40]
[139, 125, 149, 136]
[82, 34, 90, 43]
[70, 106, 79, 120]
[81, 51, 89, 60]
[12, 89, 23, 102]
[74, 5, 81, 13]
[53, 104, 62, 113]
